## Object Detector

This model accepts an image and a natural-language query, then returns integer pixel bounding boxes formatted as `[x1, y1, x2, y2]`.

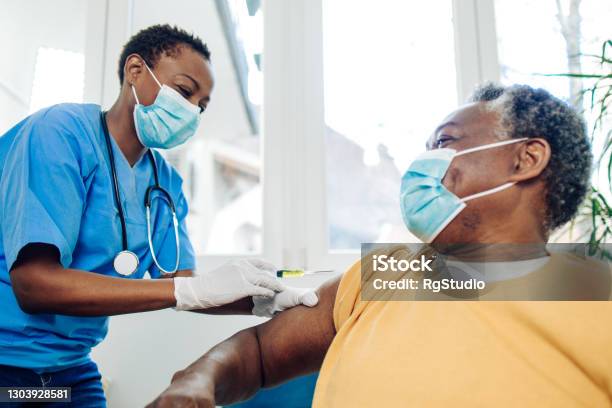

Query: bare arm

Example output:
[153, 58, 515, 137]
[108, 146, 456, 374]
[10, 244, 177, 316]
[148, 276, 341, 407]
[11, 244, 270, 317]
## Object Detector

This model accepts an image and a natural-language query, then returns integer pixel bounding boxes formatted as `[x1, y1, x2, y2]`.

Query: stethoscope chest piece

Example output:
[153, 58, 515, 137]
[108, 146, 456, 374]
[114, 250, 139, 276]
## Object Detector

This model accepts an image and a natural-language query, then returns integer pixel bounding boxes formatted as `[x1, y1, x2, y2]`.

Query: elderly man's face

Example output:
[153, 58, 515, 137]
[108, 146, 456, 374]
[425, 102, 524, 243]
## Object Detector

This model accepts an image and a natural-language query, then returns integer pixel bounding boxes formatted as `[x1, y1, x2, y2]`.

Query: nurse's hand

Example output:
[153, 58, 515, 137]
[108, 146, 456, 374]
[173, 260, 285, 311]
[252, 287, 319, 317]
[241, 260, 320, 317]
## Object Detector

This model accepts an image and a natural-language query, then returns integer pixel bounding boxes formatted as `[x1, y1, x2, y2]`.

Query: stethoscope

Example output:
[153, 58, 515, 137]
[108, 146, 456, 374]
[100, 112, 180, 276]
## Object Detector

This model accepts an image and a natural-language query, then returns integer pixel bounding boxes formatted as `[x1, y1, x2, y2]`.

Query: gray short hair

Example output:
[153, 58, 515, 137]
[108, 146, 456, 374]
[469, 83, 592, 231]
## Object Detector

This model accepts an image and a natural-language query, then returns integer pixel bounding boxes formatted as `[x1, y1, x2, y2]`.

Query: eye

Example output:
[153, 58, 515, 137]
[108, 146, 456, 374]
[435, 135, 455, 148]
[177, 86, 192, 98]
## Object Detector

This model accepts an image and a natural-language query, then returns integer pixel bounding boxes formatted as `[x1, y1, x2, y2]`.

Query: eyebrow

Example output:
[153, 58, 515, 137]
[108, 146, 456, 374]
[433, 121, 459, 136]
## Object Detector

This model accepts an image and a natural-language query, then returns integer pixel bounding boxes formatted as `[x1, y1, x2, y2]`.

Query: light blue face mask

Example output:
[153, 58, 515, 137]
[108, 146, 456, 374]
[131, 62, 201, 149]
[400, 138, 528, 242]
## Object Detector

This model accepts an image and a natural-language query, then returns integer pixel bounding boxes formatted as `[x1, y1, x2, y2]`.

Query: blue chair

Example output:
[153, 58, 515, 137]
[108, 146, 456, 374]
[228, 373, 319, 408]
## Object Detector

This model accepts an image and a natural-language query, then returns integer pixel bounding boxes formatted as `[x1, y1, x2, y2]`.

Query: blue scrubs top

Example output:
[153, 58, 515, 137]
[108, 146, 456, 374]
[0, 103, 196, 372]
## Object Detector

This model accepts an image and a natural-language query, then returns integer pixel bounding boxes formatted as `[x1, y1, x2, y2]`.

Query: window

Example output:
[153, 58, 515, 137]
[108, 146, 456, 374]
[29, 48, 85, 114]
[319, 0, 612, 254]
[494, 0, 612, 195]
[135, 0, 265, 255]
[323, 0, 458, 249]
[495, 0, 612, 111]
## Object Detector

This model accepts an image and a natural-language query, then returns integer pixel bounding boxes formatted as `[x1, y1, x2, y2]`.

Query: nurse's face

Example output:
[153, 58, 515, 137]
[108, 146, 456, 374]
[125, 46, 214, 114]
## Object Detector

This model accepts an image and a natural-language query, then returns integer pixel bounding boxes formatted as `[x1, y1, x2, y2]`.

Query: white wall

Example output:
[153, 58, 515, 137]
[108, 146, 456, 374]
[0, 0, 86, 132]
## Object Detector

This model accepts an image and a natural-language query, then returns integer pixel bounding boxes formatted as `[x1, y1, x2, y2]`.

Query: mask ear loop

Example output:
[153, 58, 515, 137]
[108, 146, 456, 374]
[461, 182, 516, 202]
[130, 57, 162, 105]
[454, 137, 528, 202]
[454, 137, 528, 157]
[143, 62, 163, 89]
[131, 85, 141, 105]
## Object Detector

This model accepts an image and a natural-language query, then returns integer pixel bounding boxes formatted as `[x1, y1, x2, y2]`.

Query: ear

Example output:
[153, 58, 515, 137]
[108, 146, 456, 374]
[123, 54, 145, 87]
[509, 138, 551, 182]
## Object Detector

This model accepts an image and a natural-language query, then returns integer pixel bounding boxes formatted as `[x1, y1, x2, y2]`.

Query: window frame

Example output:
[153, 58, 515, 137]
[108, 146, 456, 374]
[261, 0, 501, 277]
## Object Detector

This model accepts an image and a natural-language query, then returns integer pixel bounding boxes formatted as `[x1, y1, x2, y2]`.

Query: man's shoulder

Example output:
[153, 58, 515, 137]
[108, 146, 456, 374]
[551, 250, 610, 273]
[549, 251, 612, 300]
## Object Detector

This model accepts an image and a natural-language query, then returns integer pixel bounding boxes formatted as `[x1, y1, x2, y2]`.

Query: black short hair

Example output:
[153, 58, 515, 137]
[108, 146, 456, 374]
[117, 24, 211, 85]
[469, 83, 593, 231]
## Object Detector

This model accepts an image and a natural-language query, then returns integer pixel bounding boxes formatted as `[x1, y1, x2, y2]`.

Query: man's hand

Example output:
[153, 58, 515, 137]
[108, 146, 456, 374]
[146, 371, 215, 408]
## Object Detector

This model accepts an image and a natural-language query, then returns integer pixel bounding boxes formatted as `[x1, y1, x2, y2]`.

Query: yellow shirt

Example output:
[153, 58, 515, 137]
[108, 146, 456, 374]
[313, 252, 612, 407]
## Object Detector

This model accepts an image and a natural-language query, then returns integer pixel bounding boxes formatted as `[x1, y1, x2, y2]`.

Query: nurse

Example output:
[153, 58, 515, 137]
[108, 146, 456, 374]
[0, 24, 317, 407]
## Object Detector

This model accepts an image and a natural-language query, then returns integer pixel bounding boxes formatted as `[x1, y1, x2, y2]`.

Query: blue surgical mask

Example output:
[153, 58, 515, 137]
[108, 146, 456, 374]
[131, 63, 201, 149]
[400, 138, 528, 242]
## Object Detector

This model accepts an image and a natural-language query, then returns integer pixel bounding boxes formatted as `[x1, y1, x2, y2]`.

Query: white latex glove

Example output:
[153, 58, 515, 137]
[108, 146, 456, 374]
[244, 258, 277, 273]
[252, 287, 319, 317]
[174, 259, 286, 311]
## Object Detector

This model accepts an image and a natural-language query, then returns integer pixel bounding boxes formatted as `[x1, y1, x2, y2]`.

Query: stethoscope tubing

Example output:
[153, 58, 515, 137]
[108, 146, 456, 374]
[100, 111, 180, 275]
[101, 111, 129, 251]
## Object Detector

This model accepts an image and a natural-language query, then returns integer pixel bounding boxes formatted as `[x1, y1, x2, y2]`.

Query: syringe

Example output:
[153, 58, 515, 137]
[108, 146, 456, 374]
[276, 269, 334, 278]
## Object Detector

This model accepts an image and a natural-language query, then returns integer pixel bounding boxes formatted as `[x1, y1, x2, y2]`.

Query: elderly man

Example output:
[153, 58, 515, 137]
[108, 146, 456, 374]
[148, 84, 612, 407]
